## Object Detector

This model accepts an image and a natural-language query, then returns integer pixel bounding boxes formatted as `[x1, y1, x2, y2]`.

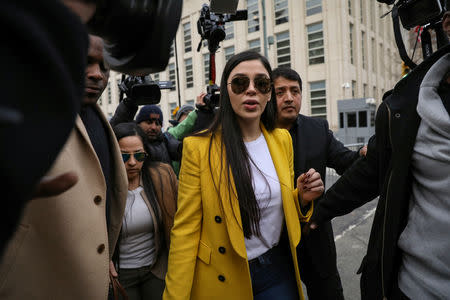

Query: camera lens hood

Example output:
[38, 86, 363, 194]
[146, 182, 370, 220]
[87, 0, 182, 75]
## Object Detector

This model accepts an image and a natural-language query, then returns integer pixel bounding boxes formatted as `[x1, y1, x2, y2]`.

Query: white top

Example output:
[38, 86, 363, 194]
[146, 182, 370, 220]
[119, 187, 157, 269]
[244, 134, 283, 260]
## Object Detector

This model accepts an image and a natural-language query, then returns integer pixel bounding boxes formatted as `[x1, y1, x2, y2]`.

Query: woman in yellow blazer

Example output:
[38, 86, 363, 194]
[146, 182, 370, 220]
[164, 51, 324, 300]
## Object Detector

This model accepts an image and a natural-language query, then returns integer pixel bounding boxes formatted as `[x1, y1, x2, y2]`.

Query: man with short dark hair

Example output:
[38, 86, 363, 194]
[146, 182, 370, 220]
[273, 67, 364, 300]
[135, 105, 164, 141]
[0, 35, 128, 300]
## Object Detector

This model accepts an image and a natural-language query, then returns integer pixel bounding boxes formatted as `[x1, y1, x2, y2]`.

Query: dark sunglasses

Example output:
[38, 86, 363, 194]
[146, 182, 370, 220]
[228, 75, 272, 94]
[121, 152, 147, 163]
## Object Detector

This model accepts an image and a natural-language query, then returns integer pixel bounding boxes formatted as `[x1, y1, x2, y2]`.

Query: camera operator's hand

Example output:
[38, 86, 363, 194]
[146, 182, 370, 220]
[195, 92, 207, 109]
[32, 171, 78, 199]
[122, 97, 138, 109]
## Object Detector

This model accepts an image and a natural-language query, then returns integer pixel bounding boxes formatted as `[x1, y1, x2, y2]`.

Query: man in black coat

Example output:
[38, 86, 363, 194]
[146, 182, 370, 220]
[273, 67, 365, 299]
[110, 102, 181, 165]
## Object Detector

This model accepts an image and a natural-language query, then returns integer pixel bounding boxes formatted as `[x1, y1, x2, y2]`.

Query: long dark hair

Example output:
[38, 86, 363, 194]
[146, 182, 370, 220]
[206, 50, 277, 238]
[112, 122, 163, 240]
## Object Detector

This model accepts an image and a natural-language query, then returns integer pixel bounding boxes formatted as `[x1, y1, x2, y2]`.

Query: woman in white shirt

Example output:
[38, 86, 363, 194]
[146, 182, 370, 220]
[112, 122, 177, 300]
[164, 51, 324, 300]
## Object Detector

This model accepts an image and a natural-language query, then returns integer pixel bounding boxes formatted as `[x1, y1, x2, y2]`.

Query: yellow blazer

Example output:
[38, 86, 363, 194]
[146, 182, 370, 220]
[163, 125, 312, 300]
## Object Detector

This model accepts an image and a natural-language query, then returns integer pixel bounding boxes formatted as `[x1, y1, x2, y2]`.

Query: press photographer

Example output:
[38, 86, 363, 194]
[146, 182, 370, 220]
[190, 2, 248, 132]
[308, 1, 450, 299]
[110, 75, 182, 166]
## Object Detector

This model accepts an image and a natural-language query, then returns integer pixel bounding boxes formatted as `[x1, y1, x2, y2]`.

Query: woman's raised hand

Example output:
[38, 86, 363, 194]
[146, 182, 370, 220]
[296, 168, 324, 207]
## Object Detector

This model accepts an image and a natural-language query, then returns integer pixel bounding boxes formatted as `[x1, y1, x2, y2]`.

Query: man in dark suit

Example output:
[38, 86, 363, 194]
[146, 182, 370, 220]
[273, 67, 365, 299]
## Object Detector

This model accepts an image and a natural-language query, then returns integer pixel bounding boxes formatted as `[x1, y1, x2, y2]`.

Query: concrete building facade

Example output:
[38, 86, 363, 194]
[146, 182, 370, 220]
[99, 0, 405, 131]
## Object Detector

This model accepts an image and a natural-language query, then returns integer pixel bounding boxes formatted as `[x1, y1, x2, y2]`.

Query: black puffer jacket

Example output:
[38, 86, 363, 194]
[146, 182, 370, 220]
[311, 44, 450, 300]
[110, 101, 182, 165]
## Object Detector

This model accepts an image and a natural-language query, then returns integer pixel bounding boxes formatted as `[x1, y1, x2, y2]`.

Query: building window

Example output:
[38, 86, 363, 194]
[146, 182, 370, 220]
[107, 84, 112, 104]
[276, 32, 291, 68]
[225, 23, 234, 40]
[169, 42, 174, 58]
[349, 0, 353, 15]
[363, 83, 368, 97]
[388, 48, 392, 78]
[370, 110, 375, 127]
[349, 23, 354, 64]
[371, 38, 376, 72]
[340, 112, 344, 128]
[274, 0, 289, 25]
[359, 111, 367, 127]
[225, 46, 235, 61]
[360, 0, 365, 23]
[352, 80, 356, 97]
[203, 54, 210, 85]
[361, 31, 366, 69]
[309, 81, 327, 119]
[370, 0, 375, 30]
[152, 73, 160, 82]
[306, 0, 322, 16]
[347, 112, 357, 127]
[248, 39, 261, 53]
[169, 63, 176, 90]
[247, 0, 260, 33]
[379, 43, 384, 74]
[99, 97, 102, 105]
[357, 137, 365, 143]
[185, 58, 193, 88]
[373, 86, 377, 100]
[183, 22, 192, 53]
[307, 22, 324, 65]
[186, 100, 195, 106]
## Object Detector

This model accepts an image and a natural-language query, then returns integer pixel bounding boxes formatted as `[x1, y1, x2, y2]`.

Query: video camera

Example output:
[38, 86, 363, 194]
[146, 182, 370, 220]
[88, 0, 183, 75]
[377, 0, 449, 68]
[197, 3, 247, 110]
[119, 75, 174, 106]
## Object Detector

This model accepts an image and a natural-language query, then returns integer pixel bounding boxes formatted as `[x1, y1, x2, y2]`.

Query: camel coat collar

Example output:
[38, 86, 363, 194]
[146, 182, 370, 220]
[75, 105, 127, 258]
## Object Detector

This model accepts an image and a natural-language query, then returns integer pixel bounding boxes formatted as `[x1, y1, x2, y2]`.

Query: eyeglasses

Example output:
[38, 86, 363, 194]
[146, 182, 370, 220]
[121, 152, 147, 163]
[227, 75, 272, 94]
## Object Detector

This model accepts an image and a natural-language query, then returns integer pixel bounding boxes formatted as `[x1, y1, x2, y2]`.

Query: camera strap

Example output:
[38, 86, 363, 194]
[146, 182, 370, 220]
[392, 5, 418, 69]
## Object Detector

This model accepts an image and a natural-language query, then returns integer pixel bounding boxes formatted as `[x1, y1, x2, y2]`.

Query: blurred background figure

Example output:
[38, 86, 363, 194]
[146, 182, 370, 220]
[169, 105, 194, 127]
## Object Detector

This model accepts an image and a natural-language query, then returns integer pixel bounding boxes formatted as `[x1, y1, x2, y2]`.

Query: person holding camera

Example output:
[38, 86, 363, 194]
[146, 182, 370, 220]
[308, 12, 450, 300]
[163, 50, 324, 300]
[111, 102, 182, 167]
[110, 122, 177, 300]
